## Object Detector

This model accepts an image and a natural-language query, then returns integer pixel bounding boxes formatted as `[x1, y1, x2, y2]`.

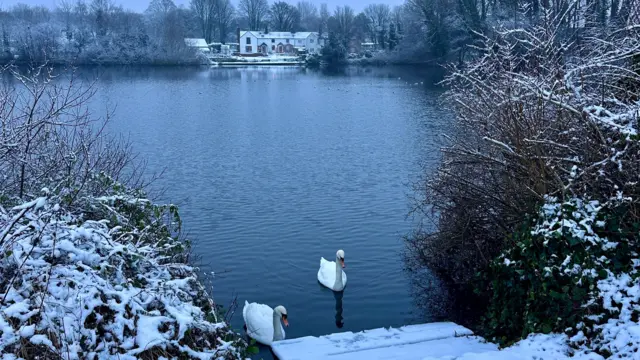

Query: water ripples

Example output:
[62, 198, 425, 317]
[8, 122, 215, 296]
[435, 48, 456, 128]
[90, 66, 454, 358]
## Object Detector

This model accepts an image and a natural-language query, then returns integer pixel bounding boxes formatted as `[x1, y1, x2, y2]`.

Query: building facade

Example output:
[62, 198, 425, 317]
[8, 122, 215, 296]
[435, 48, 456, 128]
[237, 30, 323, 55]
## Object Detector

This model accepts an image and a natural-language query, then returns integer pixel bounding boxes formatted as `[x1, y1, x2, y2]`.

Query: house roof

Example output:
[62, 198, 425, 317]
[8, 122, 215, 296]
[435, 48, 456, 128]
[240, 31, 316, 40]
[184, 38, 209, 48]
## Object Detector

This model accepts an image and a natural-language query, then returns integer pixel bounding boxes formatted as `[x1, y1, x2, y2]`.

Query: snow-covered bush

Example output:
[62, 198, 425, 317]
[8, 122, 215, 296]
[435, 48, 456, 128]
[477, 196, 639, 352]
[304, 53, 321, 68]
[0, 187, 246, 359]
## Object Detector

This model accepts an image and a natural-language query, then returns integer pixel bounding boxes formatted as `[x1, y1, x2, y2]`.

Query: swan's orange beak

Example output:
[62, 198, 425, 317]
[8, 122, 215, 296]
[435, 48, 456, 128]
[341, 259, 345, 268]
[283, 317, 289, 327]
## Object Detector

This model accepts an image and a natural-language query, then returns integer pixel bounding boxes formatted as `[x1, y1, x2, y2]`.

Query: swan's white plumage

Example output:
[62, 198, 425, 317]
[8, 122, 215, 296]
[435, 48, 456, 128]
[317, 257, 347, 291]
[242, 301, 285, 345]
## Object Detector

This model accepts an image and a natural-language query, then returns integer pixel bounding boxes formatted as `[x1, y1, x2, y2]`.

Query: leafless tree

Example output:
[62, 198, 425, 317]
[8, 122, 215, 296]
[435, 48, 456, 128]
[215, 0, 235, 42]
[90, 0, 115, 36]
[56, 0, 74, 33]
[329, 6, 356, 47]
[269, 1, 300, 31]
[364, 4, 391, 48]
[10, 3, 51, 23]
[238, 0, 269, 30]
[146, 0, 187, 51]
[190, 0, 216, 43]
[74, 0, 89, 18]
[297, 1, 319, 31]
[145, 0, 177, 17]
[319, 3, 329, 36]
[405, 0, 456, 57]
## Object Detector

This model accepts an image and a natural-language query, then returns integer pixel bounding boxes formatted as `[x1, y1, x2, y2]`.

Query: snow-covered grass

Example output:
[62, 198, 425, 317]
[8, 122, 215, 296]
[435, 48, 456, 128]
[0, 189, 246, 359]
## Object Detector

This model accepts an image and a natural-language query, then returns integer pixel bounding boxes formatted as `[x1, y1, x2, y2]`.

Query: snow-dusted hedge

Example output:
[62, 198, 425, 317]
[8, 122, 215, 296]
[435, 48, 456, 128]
[0, 185, 246, 359]
[478, 196, 640, 355]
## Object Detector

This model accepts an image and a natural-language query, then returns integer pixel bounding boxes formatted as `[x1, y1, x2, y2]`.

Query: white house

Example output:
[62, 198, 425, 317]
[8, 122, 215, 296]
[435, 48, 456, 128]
[184, 38, 211, 54]
[237, 30, 324, 55]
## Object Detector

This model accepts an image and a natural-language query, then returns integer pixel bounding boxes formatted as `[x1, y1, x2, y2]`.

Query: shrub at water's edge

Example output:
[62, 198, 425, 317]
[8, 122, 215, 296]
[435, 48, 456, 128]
[477, 198, 639, 354]
[406, 15, 640, 356]
[0, 64, 248, 359]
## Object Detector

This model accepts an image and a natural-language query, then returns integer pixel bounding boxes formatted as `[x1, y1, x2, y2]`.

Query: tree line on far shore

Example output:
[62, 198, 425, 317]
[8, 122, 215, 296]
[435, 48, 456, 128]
[9, 0, 634, 65]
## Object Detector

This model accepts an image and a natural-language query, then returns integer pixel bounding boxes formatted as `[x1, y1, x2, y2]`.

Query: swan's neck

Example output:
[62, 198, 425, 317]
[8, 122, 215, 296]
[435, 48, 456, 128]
[273, 311, 283, 340]
[334, 258, 343, 289]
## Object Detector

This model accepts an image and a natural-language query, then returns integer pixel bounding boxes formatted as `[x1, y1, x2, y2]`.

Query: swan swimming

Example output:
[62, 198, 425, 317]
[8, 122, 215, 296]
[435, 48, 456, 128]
[318, 249, 347, 291]
[242, 301, 288, 345]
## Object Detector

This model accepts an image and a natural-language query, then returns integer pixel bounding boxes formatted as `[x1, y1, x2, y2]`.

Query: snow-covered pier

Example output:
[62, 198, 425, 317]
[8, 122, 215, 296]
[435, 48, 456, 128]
[270, 322, 498, 360]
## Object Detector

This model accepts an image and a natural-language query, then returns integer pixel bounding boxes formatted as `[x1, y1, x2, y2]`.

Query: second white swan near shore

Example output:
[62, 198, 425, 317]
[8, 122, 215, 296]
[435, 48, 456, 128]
[243, 301, 289, 345]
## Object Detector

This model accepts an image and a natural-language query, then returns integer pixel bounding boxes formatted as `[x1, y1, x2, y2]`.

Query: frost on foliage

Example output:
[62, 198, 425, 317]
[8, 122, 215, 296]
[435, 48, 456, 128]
[530, 196, 617, 269]
[533, 197, 640, 357]
[493, 194, 640, 358]
[0, 195, 245, 360]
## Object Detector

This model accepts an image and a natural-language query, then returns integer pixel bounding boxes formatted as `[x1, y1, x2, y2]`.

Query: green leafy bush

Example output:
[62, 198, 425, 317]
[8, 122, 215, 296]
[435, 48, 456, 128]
[476, 197, 639, 348]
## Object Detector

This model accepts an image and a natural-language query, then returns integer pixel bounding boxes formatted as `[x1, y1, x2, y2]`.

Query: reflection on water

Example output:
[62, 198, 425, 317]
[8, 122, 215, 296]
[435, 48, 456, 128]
[334, 291, 344, 329]
[78, 65, 454, 360]
[64, 64, 448, 84]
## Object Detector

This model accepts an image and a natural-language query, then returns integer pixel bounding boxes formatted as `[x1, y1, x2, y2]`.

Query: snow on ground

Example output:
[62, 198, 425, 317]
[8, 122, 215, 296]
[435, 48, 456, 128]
[271, 322, 498, 360]
[0, 194, 245, 359]
[421, 334, 605, 360]
[576, 270, 640, 358]
[273, 315, 640, 360]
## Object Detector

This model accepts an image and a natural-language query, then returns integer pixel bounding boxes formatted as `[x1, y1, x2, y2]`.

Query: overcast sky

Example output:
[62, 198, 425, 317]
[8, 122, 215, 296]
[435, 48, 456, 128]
[0, 0, 404, 13]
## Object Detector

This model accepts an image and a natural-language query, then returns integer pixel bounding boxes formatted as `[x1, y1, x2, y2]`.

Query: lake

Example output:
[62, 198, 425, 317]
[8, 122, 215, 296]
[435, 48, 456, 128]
[83, 66, 453, 358]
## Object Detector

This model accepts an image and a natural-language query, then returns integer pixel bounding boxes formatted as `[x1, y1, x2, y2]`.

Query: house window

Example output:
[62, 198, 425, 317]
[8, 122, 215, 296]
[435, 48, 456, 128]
[310, 39, 314, 43]
[272, 45, 275, 50]
[286, 39, 289, 43]
[246, 37, 251, 44]
[245, 46, 252, 52]
[271, 39, 275, 43]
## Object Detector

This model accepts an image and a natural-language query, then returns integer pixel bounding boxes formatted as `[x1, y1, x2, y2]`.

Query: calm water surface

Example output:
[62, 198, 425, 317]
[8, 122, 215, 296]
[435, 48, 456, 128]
[84, 66, 452, 358]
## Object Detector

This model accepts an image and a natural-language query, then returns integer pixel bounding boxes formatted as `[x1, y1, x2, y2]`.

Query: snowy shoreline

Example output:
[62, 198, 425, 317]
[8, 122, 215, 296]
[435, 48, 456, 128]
[0, 191, 247, 359]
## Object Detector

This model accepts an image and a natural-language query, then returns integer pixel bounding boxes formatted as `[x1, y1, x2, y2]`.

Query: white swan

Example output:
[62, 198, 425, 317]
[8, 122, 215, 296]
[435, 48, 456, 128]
[318, 249, 347, 291]
[242, 301, 288, 345]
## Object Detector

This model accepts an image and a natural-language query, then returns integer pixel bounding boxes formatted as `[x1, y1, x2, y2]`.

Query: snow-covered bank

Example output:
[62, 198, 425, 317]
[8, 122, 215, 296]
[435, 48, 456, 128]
[0, 191, 246, 359]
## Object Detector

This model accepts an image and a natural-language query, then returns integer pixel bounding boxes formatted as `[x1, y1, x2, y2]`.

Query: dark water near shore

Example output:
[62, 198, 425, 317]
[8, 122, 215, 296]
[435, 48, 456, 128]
[81, 66, 453, 358]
